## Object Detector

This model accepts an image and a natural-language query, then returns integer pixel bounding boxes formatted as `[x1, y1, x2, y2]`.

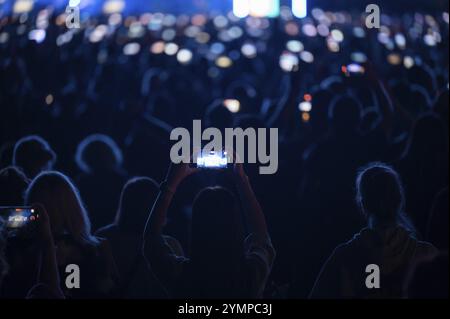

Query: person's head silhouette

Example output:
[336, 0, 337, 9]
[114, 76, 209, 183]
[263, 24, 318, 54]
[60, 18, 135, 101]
[25, 171, 97, 245]
[13, 136, 56, 179]
[115, 177, 159, 233]
[356, 162, 412, 229]
[75, 134, 123, 174]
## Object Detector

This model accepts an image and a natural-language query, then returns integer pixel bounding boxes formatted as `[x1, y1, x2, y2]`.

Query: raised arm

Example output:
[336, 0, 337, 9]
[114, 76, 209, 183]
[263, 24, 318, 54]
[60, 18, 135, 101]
[32, 205, 64, 299]
[233, 161, 268, 241]
[143, 163, 197, 245]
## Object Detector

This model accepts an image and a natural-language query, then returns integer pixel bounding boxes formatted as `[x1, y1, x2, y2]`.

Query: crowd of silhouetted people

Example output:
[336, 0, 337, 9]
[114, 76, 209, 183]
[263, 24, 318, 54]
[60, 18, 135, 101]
[0, 6, 449, 299]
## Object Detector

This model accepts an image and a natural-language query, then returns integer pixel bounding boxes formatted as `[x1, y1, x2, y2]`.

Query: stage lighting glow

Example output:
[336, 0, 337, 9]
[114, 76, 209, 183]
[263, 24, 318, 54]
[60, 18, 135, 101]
[395, 34, 406, 49]
[302, 112, 310, 122]
[164, 42, 179, 56]
[280, 51, 299, 72]
[89, 25, 108, 43]
[129, 22, 145, 38]
[403, 56, 415, 69]
[45, 94, 54, 106]
[317, 24, 329, 37]
[387, 53, 402, 65]
[223, 99, 241, 113]
[284, 22, 299, 36]
[151, 41, 165, 54]
[69, 0, 81, 7]
[28, 29, 46, 43]
[241, 43, 257, 58]
[292, 0, 307, 19]
[13, 0, 34, 14]
[213, 15, 229, 29]
[300, 51, 314, 63]
[163, 14, 177, 27]
[424, 33, 438, 46]
[210, 42, 225, 55]
[233, 0, 280, 18]
[177, 49, 193, 64]
[218, 30, 232, 42]
[216, 56, 233, 68]
[103, 0, 125, 15]
[286, 40, 304, 53]
[228, 26, 244, 39]
[327, 39, 340, 52]
[162, 29, 176, 41]
[195, 32, 210, 44]
[0, 32, 9, 44]
[351, 52, 368, 63]
[123, 42, 141, 56]
[149, 14, 163, 31]
[298, 101, 312, 112]
[192, 14, 207, 26]
[233, 0, 250, 18]
[108, 13, 122, 26]
[303, 24, 317, 37]
[185, 26, 201, 38]
[443, 12, 449, 24]
[353, 27, 366, 38]
[331, 29, 344, 42]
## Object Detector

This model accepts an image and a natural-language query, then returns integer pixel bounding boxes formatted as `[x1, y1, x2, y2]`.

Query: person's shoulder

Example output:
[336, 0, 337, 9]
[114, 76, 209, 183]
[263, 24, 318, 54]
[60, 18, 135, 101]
[330, 229, 369, 261]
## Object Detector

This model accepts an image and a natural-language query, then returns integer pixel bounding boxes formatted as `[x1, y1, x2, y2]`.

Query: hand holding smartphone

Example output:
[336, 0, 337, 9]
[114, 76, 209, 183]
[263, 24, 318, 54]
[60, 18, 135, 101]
[196, 151, 228, 169]
[0, 206, 40, 239]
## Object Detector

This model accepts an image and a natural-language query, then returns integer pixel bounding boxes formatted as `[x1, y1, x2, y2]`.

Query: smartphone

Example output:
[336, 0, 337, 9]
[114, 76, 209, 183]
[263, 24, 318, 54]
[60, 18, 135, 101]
[197, 151, 228, 169]
[342, 63, 365, 76]
[279, 52, 299, 72]
[0, 206, 39, 238]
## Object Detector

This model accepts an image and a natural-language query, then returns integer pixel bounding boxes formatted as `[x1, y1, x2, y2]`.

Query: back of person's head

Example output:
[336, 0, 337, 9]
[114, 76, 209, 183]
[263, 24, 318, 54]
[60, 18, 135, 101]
[0, 166, 29, 206]
[406, 252, 449, 299]
[12, 136, 56, 179]
[75, 134, 123, 174]
[190, 187, 244, 265]
[356, 163, 408, 228]
[329, 95, 362, 135]
[115, 177, 159, 233]
[25, 171, 97, 245]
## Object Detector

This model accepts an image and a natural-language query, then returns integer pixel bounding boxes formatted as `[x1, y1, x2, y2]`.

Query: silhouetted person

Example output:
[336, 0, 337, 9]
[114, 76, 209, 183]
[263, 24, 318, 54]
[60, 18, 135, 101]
[143, 162, 275, 298]
[96, 177, 165, 298]
[397, 114, 449, 236]
[0, 166, 29, 206]
[75, 134, 127, 231]
[12, 136, 56, 179]
[25, 171, 118, 298]
[295, 96, 366, 297]
[310, 163, 437, 299]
